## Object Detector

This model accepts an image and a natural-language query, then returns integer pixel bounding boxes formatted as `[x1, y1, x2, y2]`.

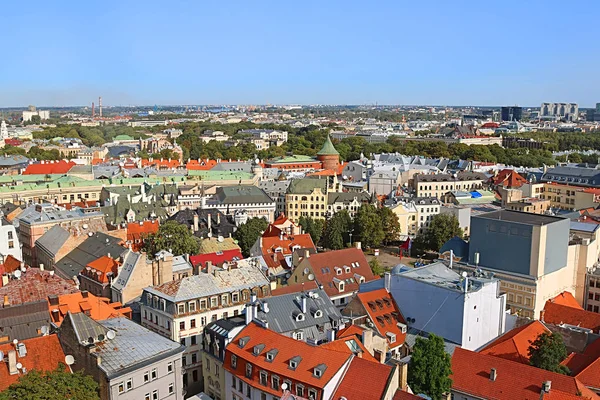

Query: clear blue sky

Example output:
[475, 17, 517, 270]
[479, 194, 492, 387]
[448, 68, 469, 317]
[2, 0, 599, 107]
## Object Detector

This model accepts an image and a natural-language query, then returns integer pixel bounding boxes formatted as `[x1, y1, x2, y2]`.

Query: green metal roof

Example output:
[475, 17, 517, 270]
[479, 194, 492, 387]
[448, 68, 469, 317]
[317, 135, 339, 156]
[267, 155, 317, 164]
[287, 178, 328, 194]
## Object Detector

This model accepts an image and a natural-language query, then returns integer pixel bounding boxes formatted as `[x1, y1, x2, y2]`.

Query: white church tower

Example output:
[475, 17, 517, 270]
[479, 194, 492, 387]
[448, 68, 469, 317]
[0, 120, 8, 140]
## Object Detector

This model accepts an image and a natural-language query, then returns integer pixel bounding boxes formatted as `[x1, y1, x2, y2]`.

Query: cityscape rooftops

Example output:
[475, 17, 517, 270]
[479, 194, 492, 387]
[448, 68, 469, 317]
[479, 320, 551, 364]
[49, 291, 132, 326]
[0, 268, 78, 307]
[474, 209, 567, 226]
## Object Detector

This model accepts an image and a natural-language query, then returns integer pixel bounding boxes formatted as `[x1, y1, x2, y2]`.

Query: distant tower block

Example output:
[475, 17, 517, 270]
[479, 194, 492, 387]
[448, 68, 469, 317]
[92, 102, 95, 118]
[316, 135, 340, 171]
[99, 96, 103, 117]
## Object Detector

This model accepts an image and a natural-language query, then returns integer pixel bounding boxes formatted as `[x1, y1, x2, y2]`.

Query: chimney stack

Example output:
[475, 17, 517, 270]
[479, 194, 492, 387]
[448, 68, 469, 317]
[206, 261, 213, 275]
[301, 295, 307, 313]
[207, 213, 212, 234]
[3, 295, 9, 307]
[99, 96, 102, 118]
[304, 249, 310, 259]
[542, 381, 551, 393]
[490, 368, 497, 381]
[193, 214, 199, 232]
[354, 241, 362, 250]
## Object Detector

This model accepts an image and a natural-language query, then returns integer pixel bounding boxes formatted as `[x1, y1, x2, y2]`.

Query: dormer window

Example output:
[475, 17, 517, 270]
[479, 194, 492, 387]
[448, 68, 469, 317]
[386, 332, 396, 343]
[344, 266, 350, 273]
[289, 356, 302, 370]
[335, 267, 342, 275]
[253, 344, 265, 356]
[238, 336, 249, 348]
[313, 364, 327, 378]
[313, 309, 323, 318]
[265, 349, 279, 362]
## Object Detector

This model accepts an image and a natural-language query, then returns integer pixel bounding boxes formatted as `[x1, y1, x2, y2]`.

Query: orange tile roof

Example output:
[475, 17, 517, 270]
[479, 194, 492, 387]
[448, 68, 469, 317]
[393, 390, 424, 400]
[320, 335, 378, 363]
[451, 348, 599, 400]
[0, 334, 67, 391]
[186, 159, 217, 170]
[49, 292, 131, 326]
[224, 323, 351, 397]
[479, 321, 550, 364]
[492, 169, 527, 188]
[80, 256, 119, 284]
[22, 160, 76, 175]
[141, 159, 181, 168]
[562, 338, 600, 375]
[1, 255, 23, 274]
[270, 281, 319, 296]
[127, 220, 159, 250]
[332, 356, 394, 400]
[260, 228, 315, 271]
[336, 324, 366, 339]
[575, 356, 600, 391]
[356, 288, 406, 348]
[543, 300, 600, 333]
[272, 213, 290, 226]
[550, 291, 583, 310]
[306, 248, 376, 298]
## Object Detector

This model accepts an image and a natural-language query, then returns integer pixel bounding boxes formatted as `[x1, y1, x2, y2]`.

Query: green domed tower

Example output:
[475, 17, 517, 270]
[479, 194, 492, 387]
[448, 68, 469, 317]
[317, 135, 340, 170]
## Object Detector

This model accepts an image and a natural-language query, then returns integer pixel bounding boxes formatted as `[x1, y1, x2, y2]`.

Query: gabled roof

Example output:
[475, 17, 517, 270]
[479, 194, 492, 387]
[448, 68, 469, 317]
[306, 248, 376, 298]
[49, 292, 131, 326]
[550, 291, 583, 310]
[543, 299, 600, 332]
[0, 300, 51, 343]
[356, 288, 407, 348]
[320, 336, 377, 363]
[22, 160, 76, 175]
[331, 356, 393, 400]
[492, 169, 527, 188]
[336, 324, 366, 339]
[479, 321, 550, 364]
[451, 348, 599, 400]
[0, 334, 67, 391]
[81, 255, 119, 284]
[189, 249, 243, 269]
[33, 225, 71, 257]
[260, 229, 315, 271]
[126, 220, 159, 244]
[224, 322, 351, 393]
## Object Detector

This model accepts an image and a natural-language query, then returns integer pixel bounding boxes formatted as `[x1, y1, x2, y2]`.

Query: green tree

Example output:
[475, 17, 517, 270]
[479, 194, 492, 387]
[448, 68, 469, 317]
[234, 217, 268, 257]
[369, 258, 385, 276]
[298, 216, 325, 246]
[414, 214, 463, 253]
[142, 220, 200, 256]
[353, 204, 385, 249]
[378, 206, 401, 244]
[322, 210, 352, 250]
[408, 334, 453, 400]
[30, 115, 42, 125]
[528, 332, 570, 375]
[0, 365, 99, 400]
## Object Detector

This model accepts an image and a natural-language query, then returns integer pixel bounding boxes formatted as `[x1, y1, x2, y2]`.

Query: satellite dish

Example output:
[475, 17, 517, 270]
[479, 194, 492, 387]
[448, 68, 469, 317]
[255, 158, 260, 165]
[461, 271, 468, 278]
[40, 325, 49, 335]
[16, 363, 22, 370]
[13, 270, 21, 279]
[281, 383, 288, 391]
[106, 330, 116, 340]
[217, 236, 224, 242]
[308, 274, 315, 281]
[65, 355, 75, 366]
[303, 267, 309, 274]
[12, 339, 18, 345]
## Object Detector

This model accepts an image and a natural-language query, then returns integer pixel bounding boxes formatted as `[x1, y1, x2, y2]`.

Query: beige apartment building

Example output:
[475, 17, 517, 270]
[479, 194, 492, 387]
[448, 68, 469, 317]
[413, 171, 487, 198]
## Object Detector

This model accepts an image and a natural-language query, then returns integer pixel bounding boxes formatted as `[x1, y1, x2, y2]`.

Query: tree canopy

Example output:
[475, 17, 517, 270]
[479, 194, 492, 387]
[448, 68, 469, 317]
[298, 216, 325, 246]
[0, 365, 99, 400]
[142, 220, 200, 256]
[352, 204, 385, 249]
[528, 332, 570, 375]
[322, 210, 352, 250]
[413, 214, 463, 254]
[408, 334, 453, 400]
[369, 258, 385, 276]
[234, 217, 269, 257]
[378, 206, 401, 244]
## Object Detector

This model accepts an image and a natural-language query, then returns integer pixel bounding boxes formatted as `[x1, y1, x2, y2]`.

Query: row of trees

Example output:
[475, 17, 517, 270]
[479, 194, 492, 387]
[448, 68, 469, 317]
[33, 124, 147, 147]
[3, 145, 62, 161]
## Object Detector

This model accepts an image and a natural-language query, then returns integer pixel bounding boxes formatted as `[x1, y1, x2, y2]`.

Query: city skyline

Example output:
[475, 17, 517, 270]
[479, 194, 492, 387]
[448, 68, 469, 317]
[2, 0, 599, 107]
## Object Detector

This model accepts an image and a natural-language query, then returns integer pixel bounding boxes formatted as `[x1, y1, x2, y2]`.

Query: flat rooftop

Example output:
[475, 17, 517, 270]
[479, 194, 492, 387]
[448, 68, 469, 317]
[474, 209, 566, 226]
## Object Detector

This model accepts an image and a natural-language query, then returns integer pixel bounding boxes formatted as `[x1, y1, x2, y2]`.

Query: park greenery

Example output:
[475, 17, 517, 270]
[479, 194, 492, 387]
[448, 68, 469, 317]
[0, 365, 99, 400]
[413, 214, 463, 255]
[528, 332, 570, 375]
[142, 220, 200, 256]
[298, 216, 325, 246]
[233, 217, 269, 257]
[408, 334, 453, 400]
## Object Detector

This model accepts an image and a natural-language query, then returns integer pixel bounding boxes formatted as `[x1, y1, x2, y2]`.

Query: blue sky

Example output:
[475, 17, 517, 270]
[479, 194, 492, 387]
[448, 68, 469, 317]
[1, 0, 598, 107]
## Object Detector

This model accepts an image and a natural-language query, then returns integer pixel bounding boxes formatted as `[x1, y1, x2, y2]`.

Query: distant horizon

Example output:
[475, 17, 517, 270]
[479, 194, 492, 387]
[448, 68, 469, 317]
[2, 0, 599, 107]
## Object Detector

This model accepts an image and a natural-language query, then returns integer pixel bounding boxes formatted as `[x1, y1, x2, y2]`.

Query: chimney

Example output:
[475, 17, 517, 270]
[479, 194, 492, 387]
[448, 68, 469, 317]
[301, 295, 307, 313]
[3, 295, 9, 307]
[304, 249, 310, 259]
[354, 241, 362, 250]
[1, 275, 8, 287]
[542, 381, 551, 393]
[193, 214, 199, 232]
[48, 295, 59, 306]
[39, 263, 44, 271]
[490, 368, 497, 381]
[361, 329, 373, 351]
[206, 261, 213, 275]
[251, 292, 257, 303]
[217, 213, 221, 225]
[540, 309, 545, 322]
[398, 362, 408, 389]
[207, 213, 212, 233]
[263, 302, 269, 313]
[245, 303, 254, 325]
[81, 290, 89, 298]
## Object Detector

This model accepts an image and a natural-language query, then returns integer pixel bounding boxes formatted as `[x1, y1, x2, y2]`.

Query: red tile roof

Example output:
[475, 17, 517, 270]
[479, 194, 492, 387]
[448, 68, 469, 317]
[186, 159, 217, 170]
[0, 268, 78, 306]
[550, 291, 583, 310]
[393, 390, 424, 400]
[270, 281, 319, 296]
[141, 159, 181, 169]
[306, 248, 376, 298]
[491, 169, 527, 188]
[22, 160, 76, 175]
[479, 321, 551, 364]
[224, 323, 351, 398]
[336, 324, 366, 339]
[451, 348, 599, 400]
[575, 355, 600, 391]
[189, 249, 244, 269]
[273, 213, 290, 226]
[80, 256, 119, 284]
[562, 338, 600, 375]
[126, 220, 159, 250]
[1, 255, 23, 275]
[543, 299, 600, 333]
[0, 334, 67, 391]
[331, 356, 394, 400]
[260, 226, 315, 271]
[356, 288, 406, 348]
[49, 292, 131, 326]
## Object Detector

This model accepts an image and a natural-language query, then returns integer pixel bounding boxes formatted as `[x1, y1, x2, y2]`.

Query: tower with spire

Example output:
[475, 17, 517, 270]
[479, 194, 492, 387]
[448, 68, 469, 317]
[316, 135, 340, 171]
[0, 120, 8, 140]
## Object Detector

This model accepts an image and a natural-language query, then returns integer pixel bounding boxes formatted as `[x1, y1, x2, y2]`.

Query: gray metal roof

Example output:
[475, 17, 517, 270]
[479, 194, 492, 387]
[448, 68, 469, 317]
[68, 311, 110, 346]
[35, 225, 71, 257]
[213, 186, 274, 205]
[253, 289, 342, 342]
[570, 221, 600, 233]
[54, 232, 126, 280]
[111, 250, 141, 292]
[474, 209, 566, 226]
[0, 301, 51, 342]
[542, 165, 600, 187]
